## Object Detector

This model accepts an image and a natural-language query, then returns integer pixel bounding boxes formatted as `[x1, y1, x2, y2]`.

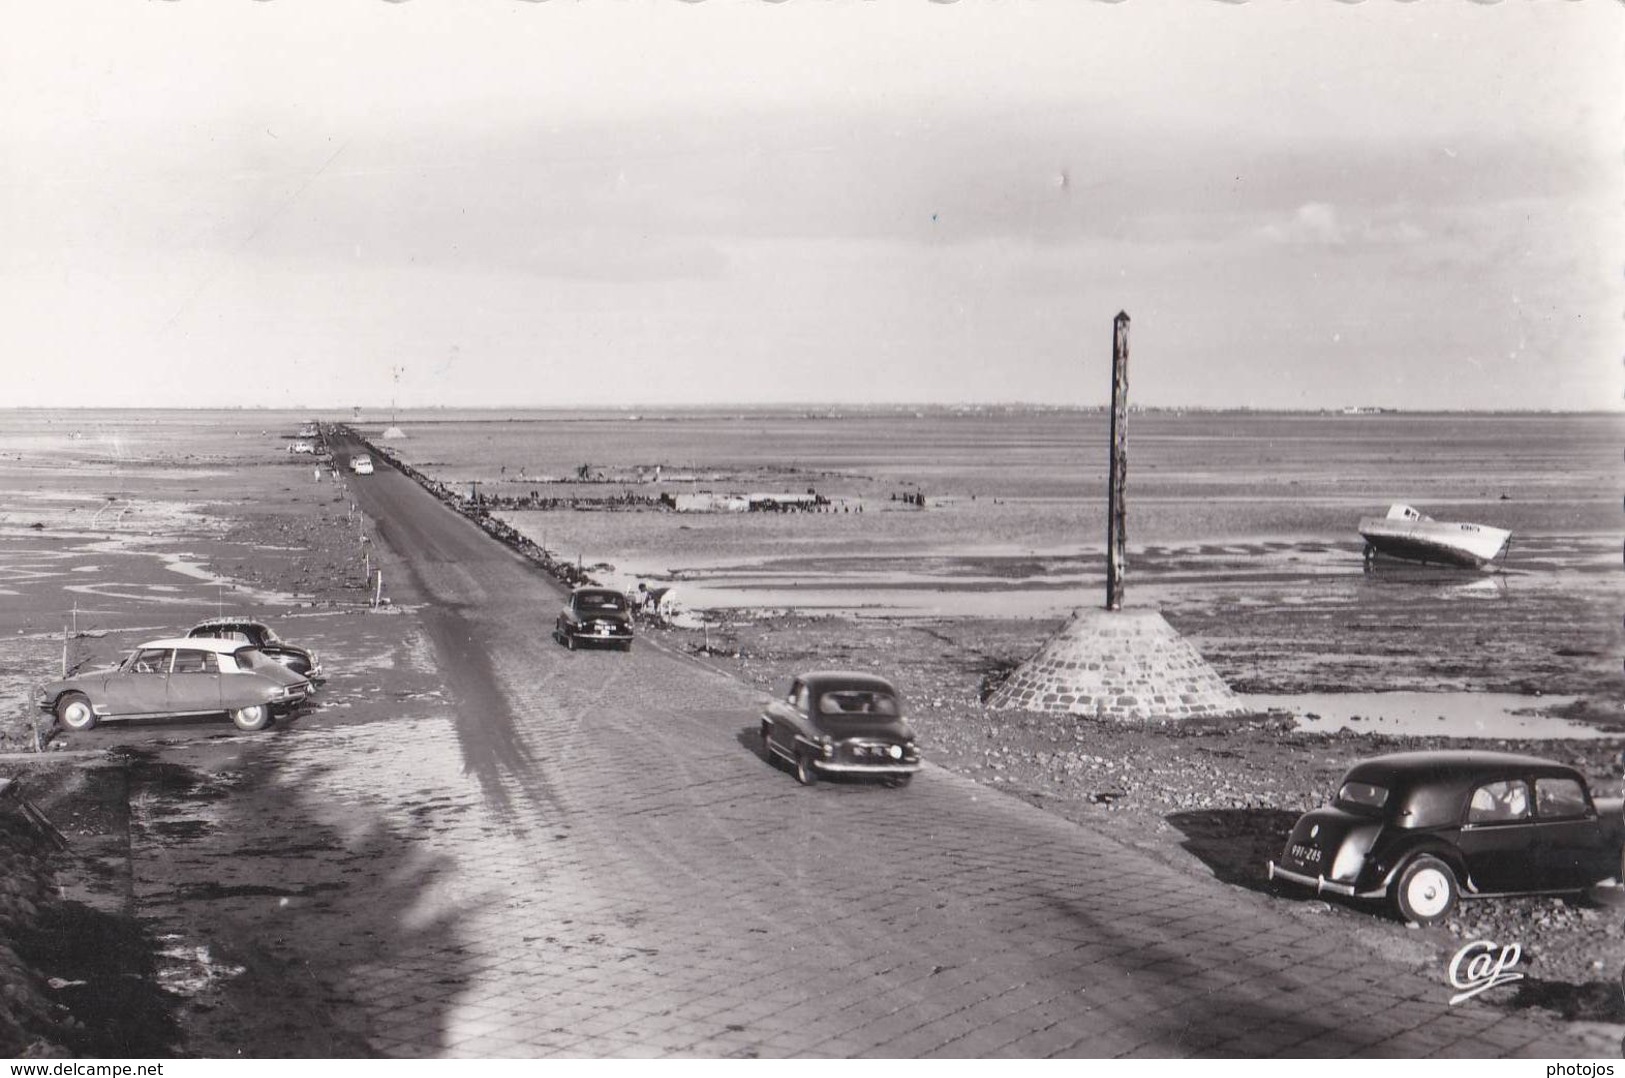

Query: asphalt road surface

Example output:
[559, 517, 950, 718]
[296, 436, 1577, 1058]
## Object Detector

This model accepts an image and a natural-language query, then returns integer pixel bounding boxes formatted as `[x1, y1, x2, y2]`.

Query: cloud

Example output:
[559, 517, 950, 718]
[1261, 202, 1427, 246]
[1261, 202, 1347, 245]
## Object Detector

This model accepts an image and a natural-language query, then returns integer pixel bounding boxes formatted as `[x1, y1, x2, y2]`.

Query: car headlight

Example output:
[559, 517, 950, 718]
[888, 744, 903, 760]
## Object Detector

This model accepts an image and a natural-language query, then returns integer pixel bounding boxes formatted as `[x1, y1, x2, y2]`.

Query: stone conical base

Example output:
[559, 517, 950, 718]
[987, 608, 1243, 721]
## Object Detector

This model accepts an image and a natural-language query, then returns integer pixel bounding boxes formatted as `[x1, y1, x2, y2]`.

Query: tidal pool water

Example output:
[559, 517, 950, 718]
[1240, 691, 1610, 740]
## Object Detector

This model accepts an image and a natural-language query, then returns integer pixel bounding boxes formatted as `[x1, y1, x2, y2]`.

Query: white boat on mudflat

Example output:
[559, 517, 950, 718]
[1357, 504, 1511, 570]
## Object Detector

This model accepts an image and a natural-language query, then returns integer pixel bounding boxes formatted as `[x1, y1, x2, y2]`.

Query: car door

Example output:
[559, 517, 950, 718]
[1455, 777, 1536, 894]
[767, 680, 809, 756]
[167, 648, 223, 715]
[1531, 775, 1614, 889]
[115, 648, 173, 715]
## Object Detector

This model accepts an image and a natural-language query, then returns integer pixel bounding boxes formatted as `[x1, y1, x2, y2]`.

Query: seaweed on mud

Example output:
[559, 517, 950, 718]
[13, 900, 180, 1057]
[110, 751, 233, 804]
[170, 881, 350, 901]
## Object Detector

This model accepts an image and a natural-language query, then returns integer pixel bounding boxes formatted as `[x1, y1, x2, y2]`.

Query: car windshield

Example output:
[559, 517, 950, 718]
[817, 690, 900, 718]
[1336, 780, 1389, 813]
[578, 593, 627, 614]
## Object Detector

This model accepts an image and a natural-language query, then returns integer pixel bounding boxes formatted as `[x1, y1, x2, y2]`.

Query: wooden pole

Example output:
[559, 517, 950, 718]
[1106, 311, 1130, 611]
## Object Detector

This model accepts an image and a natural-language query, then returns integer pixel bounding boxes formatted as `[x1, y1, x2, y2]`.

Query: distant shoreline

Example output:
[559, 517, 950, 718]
[4, 405, 1622, 418]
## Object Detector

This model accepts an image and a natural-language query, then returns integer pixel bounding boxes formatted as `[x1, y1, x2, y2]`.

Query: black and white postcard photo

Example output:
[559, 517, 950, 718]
[0, 0, 1621, 1065]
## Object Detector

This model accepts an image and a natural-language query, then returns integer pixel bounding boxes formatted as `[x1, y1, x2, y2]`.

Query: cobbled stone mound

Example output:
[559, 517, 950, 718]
[986, 608, 1244, 720]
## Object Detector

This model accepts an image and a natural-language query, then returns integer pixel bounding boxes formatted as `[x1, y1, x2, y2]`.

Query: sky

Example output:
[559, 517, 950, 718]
[1, 1, 1620, 411]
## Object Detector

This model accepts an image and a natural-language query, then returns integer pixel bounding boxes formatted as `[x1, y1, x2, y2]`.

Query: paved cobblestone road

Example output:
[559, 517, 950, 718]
[129, 443, 1591, 1058]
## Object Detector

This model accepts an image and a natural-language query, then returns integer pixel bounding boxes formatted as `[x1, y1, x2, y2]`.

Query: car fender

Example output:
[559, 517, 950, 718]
[220, 672, 280, 709]
[1376, 839, 1474, 896]
[40, 673, 110, 707]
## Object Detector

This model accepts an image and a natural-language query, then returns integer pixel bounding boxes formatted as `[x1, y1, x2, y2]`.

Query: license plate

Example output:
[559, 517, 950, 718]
[1289, 843, 1322, 864]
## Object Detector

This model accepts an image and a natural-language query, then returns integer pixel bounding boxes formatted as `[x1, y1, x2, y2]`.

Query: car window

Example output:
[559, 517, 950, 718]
[1335, 781, 1389, 813]
[578, 593, 626, 613]
[1535, 777, 1590, 819]
[1467, 779, 1531, 825]
[171, 649, 219, 674]
[129, 648, 170, 675]
[817, 690, 900, 717]
[791, 683, 810, 714]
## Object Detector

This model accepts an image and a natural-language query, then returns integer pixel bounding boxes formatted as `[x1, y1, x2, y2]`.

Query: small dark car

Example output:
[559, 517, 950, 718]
[760, 671, 921, 787]
[187, 617, 324, 682]
[554, 587, 634, 651]
[36, 638, 313, 733]
[1269, 751, 1624, 925]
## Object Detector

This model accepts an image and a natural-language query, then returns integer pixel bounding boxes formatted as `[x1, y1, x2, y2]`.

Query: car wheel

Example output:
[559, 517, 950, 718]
[55, 692, 97, 732]
[232, 704, 271, 732]
[887, 773, 914, 789]
[1394, 855, 1458, 925]
[794, 750, 819, 787]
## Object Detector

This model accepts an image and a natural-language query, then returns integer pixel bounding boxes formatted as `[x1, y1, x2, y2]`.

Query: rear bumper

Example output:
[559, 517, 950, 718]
[1267, 861, 1386, 900]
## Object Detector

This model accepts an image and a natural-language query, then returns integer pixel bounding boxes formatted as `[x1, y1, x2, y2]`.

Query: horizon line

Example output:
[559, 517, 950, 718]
[4, 402, 1623, 415]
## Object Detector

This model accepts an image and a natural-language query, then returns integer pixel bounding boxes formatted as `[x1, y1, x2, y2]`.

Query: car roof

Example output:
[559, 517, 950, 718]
[572, 587, 624, 598]
[136, 637, 254, 655]
[190, 617, 268, 630]
[797, 671, 900, 695]
[1344, 750, 1580, 788]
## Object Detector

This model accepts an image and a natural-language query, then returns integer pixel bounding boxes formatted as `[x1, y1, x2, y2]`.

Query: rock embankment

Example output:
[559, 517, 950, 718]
[0, 783, 70, 1057]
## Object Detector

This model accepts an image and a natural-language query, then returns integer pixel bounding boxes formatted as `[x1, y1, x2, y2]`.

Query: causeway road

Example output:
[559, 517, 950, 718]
[240, 437, 1578, 1058]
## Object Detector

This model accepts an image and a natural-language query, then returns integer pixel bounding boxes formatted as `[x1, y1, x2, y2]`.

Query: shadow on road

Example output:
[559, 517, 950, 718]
[1500, 977, 1625, 1022]
[108, 742, 471, 1057]
[1166, 807, 1300, 893]
[417, 604, 566, 828]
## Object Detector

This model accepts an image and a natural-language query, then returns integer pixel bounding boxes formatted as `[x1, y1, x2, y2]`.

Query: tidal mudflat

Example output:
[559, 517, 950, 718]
[373, 407, 1625, 736]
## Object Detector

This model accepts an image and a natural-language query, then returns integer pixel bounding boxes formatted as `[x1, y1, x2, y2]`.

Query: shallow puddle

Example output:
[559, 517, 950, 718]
[1239, 691, 1615, 740]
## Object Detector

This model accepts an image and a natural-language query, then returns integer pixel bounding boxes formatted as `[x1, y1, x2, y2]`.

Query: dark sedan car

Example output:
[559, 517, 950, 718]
[187, 616, 324, 682]
[36, 638, 313, 733]
[554, 587, 634, 651]
[760, 671, 921, 787]
[1269, 751, 1624, 925]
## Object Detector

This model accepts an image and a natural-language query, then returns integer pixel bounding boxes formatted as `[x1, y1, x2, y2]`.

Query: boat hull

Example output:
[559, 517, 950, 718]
[1358, 519, 1510, 570]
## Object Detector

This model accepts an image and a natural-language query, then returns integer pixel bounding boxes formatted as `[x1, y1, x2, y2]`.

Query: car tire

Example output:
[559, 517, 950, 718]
[1393, 854, 1459, 925]
[55, 692, 97, 732]
[887, 774, 913, 789]
[232, 704, 271, 732]
[794, 750, 819, 787]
